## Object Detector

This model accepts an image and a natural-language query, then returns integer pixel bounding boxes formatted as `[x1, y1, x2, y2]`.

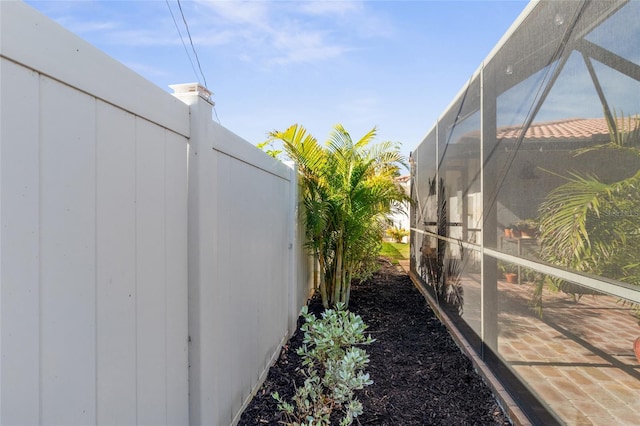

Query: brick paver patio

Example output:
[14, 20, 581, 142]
[496, 279, 640, 425]
[408, 259, 640, 425]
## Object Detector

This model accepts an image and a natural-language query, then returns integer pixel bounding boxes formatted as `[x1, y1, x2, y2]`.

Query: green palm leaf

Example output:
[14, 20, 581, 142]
[537, 111, 640, 312]
[272, 124, 407, 308]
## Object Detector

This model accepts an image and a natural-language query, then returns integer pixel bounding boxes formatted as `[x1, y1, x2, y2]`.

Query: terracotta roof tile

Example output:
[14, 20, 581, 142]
[497, 117, 612, 141]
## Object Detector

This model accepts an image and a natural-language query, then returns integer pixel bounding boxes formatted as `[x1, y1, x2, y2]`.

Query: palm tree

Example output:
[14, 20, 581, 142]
[269, 124, 408, 308]
[536, 112, 640, 310]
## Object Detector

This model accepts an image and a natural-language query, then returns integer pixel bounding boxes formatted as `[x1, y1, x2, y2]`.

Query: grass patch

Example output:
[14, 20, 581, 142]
[379, 242, 410, 264]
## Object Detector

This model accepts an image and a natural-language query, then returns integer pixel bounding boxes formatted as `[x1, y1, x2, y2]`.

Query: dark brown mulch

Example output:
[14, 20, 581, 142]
[238, 262, 511, 425]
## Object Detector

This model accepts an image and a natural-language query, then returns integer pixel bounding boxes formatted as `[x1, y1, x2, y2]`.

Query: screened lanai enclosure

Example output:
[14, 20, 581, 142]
[409, 1, 640, 424]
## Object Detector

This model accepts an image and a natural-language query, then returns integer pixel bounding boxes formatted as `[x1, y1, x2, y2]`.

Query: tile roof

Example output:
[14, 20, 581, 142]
[497, 117, 612, 141]
[453, 116, 640, 147]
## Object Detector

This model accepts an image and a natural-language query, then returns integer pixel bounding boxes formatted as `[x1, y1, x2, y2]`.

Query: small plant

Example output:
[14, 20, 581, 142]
[514, 218, 539, 237]
[504, 226, 514, 238]
[387, 226, 409, 243]
[514, 218, 538, 230]
[521, 267, 541, 284]
[273, 303, 374, 426]
[498, 260, 518, 275]
[256, 140, 283, 159]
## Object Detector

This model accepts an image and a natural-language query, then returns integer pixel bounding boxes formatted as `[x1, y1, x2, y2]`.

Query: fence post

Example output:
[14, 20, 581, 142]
[171, 83, 217, 426]
[286, 162, 299, 334]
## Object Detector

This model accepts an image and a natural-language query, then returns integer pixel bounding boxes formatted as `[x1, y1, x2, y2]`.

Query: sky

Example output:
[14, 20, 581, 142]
[25, 0, 529, 163]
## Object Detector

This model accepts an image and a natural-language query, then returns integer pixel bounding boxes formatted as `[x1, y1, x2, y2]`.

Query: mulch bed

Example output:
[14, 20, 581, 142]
[238, 261, 511, 425]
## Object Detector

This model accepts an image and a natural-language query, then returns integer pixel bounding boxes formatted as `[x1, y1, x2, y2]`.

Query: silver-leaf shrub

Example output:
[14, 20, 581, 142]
[273, 303, 374, 425]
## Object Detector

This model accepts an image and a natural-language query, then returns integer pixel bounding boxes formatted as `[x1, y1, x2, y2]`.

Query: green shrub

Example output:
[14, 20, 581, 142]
[270, 124, 408, 308]
[387, 226, 409, 243]
[273, 303, 374, 426]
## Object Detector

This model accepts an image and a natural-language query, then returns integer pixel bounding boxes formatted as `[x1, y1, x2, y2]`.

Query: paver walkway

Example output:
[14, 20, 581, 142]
[408, 259, 640, 425]
[497, 281, 640, 425]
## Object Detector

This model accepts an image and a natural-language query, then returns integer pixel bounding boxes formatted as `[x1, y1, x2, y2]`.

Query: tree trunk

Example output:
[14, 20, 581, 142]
[318, 253, 328, 309]
[344, 270, 352, 307]
[313, 252, 319, 292]
[333, 238, 344, 307]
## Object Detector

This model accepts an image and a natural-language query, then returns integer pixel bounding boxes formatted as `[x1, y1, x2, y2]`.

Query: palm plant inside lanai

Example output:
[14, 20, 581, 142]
[535, 111, 640, 314]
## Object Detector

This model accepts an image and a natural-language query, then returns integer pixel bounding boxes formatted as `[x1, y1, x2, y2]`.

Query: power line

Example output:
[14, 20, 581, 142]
[176, 0, 208, 89]
[165, 0, 220, 124]
[165, 0, 199, 84]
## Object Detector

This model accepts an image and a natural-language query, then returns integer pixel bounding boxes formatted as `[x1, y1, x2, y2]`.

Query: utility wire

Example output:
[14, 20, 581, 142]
[165, 0, 199, 85]
[166, 0, 220, 123]
[212, 104, 221, 124]
[176, 0, 208, 88]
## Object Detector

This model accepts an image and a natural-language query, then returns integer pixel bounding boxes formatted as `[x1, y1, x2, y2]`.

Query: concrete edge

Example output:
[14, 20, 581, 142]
[408, 270, 533, 426]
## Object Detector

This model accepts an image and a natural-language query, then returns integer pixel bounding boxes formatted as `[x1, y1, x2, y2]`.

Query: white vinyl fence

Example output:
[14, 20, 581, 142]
[0, 2, 312, 425]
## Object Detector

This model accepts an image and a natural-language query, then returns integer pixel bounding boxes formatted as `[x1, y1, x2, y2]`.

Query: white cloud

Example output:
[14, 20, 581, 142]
[37, 0, 392, 67]
[192, 0, 387, 66]
[299, 1, 363, 16]
[106, 29, 183, 47]
[269, 28, 350, 64]
[123, 61, 171, 78]
[194, 0, 271, 29]
[60, 19, 119, 34]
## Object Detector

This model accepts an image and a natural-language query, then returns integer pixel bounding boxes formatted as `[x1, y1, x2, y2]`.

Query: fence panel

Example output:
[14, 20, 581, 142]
[96, 100, 137, 424]
[1, 2, 190, 424]
[0, 54, 42, 426]
[178, 87, 312, 425]
[1, 2, 312, 425]
[39, 73, 98, 425]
